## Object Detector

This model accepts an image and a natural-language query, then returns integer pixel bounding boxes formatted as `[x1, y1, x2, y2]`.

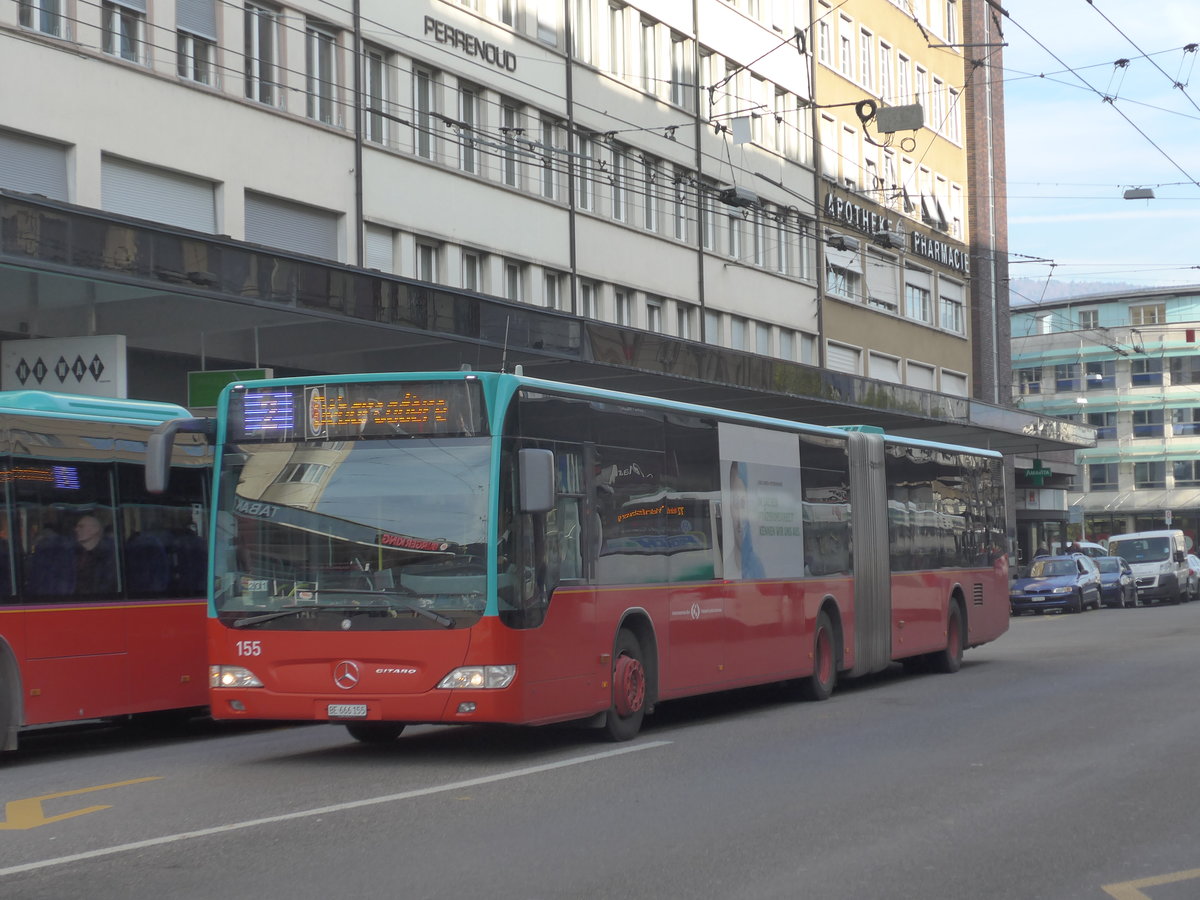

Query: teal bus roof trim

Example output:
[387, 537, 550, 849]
[0, 390, 191, 424]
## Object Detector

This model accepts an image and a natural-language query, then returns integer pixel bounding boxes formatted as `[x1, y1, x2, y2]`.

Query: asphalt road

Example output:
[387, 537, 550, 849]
[3, 602, 1200, 900]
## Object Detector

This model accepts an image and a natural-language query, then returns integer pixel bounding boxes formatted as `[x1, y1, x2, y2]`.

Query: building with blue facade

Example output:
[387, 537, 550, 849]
[1011, 287, 1200, 558]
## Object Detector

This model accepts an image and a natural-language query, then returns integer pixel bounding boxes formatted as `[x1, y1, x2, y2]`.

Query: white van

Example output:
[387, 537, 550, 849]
[1105, 530, 1189, 604]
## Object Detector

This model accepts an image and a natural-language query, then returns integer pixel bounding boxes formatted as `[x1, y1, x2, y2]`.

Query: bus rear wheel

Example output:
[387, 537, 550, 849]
[798, 612, 836, 701]
[603, 630, 646, 742]
[346, 722, 405, 744]
[929, 602, 964, 674]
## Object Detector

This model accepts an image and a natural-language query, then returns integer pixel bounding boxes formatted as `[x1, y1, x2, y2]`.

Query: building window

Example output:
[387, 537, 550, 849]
[939, 293, 964, 334]
[537, 0, 559, 44]
[178, 32, 216, 85]
[904, 283, 931, 322]
[1174, 460, 1200, 486]
[19, 0, 67, 37]
[838, 15, 854, 77]
[878, 42, 893, 102]
[364, 46, 389, 144]
[827, 262, 860, 300]
[1131, 357, 1164, 386]
[1131, 303, 1165, 325]
[1089, 463, 1118, 491]
[1085, 359, 1115, 389]
[1132, 409, 1165, 438]
[541, 115, 563, 199]
[501, 0, 519, 27]
[1086, 411, 1117, 440]
[701, 182, 716, 249]
[103, 1, 145, 63]
[670, 34, 692, 109]
[611, 145, 628, 221]
[1170, 356, 1200, 385]
[306, 22, 338, 125]
[574, 130, 596, 210]
[459, 84, 481, 173]
[504, 260, 526, 301]
[859, 29, 873, 89]
[673, 169, 689, 242]
[1077, 310, 1099, 330]
[646, 298, 662, 332]
[609, 3, 627, 78]
[501, 102, 522, 188]
[462, 251, 484, 292]
[580, 280, 598, 319]
[677, 304, 694, 340]
[615, 289, 632, 325]
[640, 19, 658, 94]
[1055, 363, 1081, 392]
[245, 4, 280, 106]
[416, 242, 440, 283]
[643, 155, 659, 231]
[756, 322, 771, 355]
[573, 0, 594, 61]
[727, 213, 742, 259]
[704, 310, 721, 345]
[544, 270, 567, 310]
[414, 66, 437, 160]
[1017, 366, 1042, 395]
[731, 316, 748, 350]
[1134, 461, 1165, 489]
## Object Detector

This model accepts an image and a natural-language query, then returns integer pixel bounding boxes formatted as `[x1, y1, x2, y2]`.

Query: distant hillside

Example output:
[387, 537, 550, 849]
[1008, 278, 1150, 305]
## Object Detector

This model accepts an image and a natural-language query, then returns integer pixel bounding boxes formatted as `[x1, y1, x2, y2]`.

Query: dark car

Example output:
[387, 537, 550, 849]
[1010, 554, 1103, 615]
[1095, 556, 1136, 608]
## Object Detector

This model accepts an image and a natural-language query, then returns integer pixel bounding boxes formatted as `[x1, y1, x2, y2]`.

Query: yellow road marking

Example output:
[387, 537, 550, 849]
[0, 777, 162, 831]
[1103, 867, 1200, 899]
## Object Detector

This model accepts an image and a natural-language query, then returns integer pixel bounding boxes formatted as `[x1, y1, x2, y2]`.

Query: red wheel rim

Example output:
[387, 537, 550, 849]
[613, 653, 646, 717]
[815, 628, 833, 686]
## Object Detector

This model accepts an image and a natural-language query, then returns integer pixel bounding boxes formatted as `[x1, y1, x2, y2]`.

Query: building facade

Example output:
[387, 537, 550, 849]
[1011, 287, 1200, 558]
[0, 0, 1053, 487]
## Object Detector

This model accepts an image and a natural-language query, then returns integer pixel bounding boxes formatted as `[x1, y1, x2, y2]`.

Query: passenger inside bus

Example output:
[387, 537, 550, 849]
[73, 513, 116, 594]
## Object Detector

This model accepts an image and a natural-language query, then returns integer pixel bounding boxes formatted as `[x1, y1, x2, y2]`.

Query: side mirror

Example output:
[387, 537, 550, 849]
[145, 417, 213, 493]
[518, 448, 555, 514]
[1176, 551, 1186, 563]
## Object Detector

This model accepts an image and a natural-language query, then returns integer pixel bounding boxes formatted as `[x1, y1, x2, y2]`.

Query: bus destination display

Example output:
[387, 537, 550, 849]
[229, 380, 487, 440]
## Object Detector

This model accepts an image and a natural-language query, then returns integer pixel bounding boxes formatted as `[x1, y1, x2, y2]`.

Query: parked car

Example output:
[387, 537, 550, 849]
[1095, 556, 1137, 609]
[1010, 554, 1103, 615]
[1186, 554, 1200, 602]
[1107, 530, 1190, 605]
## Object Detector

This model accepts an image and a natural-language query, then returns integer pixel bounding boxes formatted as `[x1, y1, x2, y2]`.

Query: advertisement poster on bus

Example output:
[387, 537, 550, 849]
[718, 422, 805, 579]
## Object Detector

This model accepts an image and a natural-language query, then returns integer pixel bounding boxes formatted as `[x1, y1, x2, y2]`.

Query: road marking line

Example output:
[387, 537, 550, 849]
[1103, 867, 1200, 899]
[0, 740, 672, 878]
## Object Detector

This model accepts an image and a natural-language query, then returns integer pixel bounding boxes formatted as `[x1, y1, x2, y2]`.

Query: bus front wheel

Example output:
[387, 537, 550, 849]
[346, 722, 406, 744]
[603, 630, 646, 742]
[799, 612, 837, 701]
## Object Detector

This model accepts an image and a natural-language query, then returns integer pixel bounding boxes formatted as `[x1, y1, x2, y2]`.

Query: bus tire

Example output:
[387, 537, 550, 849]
[346, 722, 406, 744]
[798, 611, 836, 701]
[0, 645, 19, 753]
[603, 630, 646, 742]
[930, 602, 964, 674]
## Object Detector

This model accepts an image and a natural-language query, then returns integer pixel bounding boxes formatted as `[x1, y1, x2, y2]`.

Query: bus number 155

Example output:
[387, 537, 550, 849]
[237, 640, 263, 657]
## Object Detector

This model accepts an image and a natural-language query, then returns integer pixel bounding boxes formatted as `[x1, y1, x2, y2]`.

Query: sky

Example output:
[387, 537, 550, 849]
[999, 0, 1200, 297]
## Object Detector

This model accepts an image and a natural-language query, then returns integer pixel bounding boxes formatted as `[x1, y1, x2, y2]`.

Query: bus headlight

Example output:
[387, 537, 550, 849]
[437, 666, 516, 689]
[210, 665, 264, 688]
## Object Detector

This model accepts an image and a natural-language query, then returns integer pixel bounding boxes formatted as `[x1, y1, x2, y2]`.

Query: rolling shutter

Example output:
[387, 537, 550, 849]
[244, 191, 339, 260]
[0, 130, 69, 201]
[176, 0, 217, 39]
[101, 156, 217, 233]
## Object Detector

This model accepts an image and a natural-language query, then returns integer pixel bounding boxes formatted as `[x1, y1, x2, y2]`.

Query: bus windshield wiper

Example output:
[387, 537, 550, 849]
[232, 594, 454, 629]
[325, 589, 456, 628]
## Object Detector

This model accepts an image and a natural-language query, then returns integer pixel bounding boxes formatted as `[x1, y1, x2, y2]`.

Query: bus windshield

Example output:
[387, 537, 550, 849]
[214, 437, 491, 629]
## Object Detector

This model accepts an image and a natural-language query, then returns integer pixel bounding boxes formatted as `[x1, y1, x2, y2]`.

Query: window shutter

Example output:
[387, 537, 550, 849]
[244, 192, 339, 260]
[101, 156, 216, 233]
[0, 130, 69, 201]
[111, 0, 148, 12]
[363, 225, 394, 272]
[826, 342, 861, 374]
[176, 0, 217, 39]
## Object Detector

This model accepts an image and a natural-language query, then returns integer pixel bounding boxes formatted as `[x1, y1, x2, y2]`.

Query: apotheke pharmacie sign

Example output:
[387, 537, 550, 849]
[823, 191, 969, 274]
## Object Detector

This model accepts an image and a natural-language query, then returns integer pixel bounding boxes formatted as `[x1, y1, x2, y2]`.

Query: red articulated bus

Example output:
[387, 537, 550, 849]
[0, 391, 210, 752]
[148, 371, 1009, 744]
